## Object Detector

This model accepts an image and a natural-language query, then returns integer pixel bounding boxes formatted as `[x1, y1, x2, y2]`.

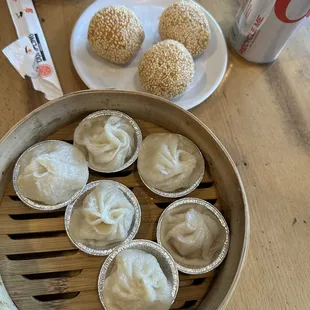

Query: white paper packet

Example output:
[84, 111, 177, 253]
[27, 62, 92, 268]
[3, 0, 63, 100]
[3, 36, 39, 79]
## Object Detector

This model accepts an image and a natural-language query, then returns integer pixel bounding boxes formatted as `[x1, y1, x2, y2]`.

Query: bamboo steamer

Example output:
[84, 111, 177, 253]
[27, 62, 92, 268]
[0, 90, 249, 310]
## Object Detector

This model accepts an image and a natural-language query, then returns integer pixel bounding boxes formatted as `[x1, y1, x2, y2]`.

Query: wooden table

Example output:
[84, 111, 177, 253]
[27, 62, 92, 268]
[0, 1, 309, 309]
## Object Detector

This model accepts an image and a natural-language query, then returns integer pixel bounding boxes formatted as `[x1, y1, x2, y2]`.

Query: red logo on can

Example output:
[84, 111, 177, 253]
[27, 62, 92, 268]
[38, 64, 53, 77]
[275, 0, 310, 24]
[24, 8, 34, 13]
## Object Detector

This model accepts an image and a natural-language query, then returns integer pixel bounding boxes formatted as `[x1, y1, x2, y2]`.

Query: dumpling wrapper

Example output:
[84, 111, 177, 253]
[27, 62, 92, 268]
[162, 206, 225, 266]
[74, 115, 136, 171]
[17, 142, 88, 205]
[103, 249, 172, 310]
[138, 133, 201, 192]
[70, 182, 134, 247]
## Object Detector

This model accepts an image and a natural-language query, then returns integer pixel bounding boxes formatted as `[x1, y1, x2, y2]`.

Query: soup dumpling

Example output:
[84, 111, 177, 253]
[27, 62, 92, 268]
[161, 205, 224, 266]
[17, 141, 88, 205]
[70, 182, 134, 247]
[138, 133, 202, 192]
[103, 249, 172, 310]
[74, 115, 136, 172]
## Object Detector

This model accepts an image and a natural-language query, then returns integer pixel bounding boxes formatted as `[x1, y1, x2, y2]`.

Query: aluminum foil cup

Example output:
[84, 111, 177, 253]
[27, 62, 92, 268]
[65, 180, 141, 256]
[98, 239, 179, 310]
[157, 198, 230, 274]
[13, 140, 89, 211]
[74, 110, 142, 173]
[137, 134, 205, 198]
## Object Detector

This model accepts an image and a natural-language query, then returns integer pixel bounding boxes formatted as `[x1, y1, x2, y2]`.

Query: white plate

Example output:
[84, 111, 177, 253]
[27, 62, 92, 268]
[70, 0, 228, 110]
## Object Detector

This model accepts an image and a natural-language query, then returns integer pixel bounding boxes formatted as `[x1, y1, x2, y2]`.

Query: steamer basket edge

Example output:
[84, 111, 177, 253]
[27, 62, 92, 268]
[0, 89, 250, 310]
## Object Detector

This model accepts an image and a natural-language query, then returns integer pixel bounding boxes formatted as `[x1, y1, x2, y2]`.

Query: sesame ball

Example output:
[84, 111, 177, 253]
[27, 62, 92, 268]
[88, 6, 145, 64]
[138, 40, 195, 99]
[159, 1, 211, 57]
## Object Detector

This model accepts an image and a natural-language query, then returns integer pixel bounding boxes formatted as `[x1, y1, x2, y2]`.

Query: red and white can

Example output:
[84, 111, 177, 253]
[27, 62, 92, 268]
[230, 0, 310, 63]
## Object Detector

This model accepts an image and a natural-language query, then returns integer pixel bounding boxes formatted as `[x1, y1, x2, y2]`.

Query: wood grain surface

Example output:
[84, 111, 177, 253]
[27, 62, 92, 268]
[0, 0, 309, 309]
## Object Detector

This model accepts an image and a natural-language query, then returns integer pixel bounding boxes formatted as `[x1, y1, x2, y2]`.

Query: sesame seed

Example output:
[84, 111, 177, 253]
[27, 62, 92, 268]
[88, 6, 145, 64]
[138, 40, 195, 99]
[159, 1, 211, 57]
